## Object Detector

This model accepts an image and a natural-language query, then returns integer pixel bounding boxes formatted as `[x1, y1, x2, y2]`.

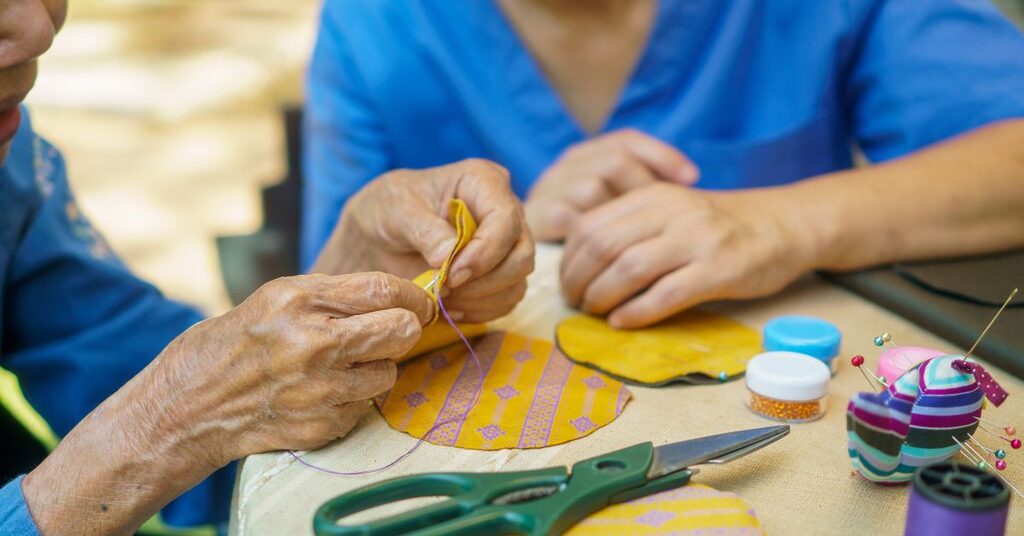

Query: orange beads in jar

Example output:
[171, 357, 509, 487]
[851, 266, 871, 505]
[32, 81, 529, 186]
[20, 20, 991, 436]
[746, 351, 830, 423]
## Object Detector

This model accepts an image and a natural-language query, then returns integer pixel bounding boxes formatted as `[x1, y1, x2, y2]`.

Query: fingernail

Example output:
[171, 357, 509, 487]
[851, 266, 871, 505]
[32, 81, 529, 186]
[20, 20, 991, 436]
[678, 165, 699, 184]
[448, 310, 464, 321]
[608, 314, 625, 329]
[434, 239, 457, 264]
[449, 269, 471, 288]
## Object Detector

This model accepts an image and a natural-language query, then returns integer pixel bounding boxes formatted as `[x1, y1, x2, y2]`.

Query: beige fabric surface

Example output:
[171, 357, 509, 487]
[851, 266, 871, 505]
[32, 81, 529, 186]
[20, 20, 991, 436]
[231, 243, 1023, 535]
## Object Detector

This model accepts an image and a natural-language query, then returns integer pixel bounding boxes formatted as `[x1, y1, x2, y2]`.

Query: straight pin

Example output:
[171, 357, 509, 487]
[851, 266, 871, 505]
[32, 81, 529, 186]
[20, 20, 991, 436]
[964, 288, 1017, 362]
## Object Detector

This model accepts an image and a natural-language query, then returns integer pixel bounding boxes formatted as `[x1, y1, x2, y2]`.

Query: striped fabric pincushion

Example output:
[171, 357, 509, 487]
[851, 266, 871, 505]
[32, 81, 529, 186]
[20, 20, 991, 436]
[847, 355, 982, 483]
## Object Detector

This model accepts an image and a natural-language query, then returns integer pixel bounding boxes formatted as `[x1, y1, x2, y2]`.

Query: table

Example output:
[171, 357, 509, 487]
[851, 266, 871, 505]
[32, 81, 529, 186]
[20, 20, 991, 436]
[231, 244, 1024, 535]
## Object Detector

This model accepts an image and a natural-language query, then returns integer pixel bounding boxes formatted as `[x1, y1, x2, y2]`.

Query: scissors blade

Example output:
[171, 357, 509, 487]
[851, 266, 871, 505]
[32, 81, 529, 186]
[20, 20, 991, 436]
[648, 425, 790, 478]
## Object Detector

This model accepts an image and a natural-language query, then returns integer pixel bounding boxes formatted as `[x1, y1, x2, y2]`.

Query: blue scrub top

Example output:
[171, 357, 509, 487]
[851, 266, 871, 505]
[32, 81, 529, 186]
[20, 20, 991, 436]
[302, 0, 1024, 268]
[0, 108, 233, 533]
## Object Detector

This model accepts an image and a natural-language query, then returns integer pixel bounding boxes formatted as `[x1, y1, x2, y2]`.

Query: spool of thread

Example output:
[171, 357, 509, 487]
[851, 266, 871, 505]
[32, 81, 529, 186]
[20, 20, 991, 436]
[877, 346, 944, 385]
[905, 462, 1009, 536]
[762, 316, 841, 372]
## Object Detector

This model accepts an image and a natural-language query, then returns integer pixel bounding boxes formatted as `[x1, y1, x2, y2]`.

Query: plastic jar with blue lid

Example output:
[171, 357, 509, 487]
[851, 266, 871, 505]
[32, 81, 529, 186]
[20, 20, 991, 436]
[762, 315, 842, 373]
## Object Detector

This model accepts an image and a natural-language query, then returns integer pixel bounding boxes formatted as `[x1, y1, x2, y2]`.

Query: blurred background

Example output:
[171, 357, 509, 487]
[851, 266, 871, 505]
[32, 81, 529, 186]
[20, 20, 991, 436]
[26, 0, 318, 315]
[23, 0, 1024, 317]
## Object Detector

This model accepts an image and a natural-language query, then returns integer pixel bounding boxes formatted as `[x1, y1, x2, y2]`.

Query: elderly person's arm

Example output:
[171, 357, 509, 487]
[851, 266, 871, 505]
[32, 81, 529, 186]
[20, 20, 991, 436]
[21, 272, 432, 535]
[6, 149, 526, 535]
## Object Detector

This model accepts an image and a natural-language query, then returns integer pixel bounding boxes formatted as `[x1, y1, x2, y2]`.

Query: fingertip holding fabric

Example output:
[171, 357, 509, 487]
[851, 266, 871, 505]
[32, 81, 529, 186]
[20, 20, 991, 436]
[449, 268, 471, 288]
[431, 238, 458, 266]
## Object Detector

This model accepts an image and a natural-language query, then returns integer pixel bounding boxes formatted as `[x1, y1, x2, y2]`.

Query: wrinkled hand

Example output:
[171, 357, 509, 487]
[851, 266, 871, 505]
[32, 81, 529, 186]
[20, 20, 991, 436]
[22, 272, 433, 536]
[525, 129, 698, 242]
[313, 159, 534, 323]
[560, 183, 816, 328]
[157, 272, 434, 466]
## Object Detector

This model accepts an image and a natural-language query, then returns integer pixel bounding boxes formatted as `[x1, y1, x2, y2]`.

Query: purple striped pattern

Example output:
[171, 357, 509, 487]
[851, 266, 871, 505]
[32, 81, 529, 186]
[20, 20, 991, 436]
[425, 333, 504, 445]
[517, 346, 573, 448]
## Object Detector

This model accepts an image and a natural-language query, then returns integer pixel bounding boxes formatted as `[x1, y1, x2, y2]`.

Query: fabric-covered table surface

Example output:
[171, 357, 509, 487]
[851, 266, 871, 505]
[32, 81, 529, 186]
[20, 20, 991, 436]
[230, 244, 1024, 535]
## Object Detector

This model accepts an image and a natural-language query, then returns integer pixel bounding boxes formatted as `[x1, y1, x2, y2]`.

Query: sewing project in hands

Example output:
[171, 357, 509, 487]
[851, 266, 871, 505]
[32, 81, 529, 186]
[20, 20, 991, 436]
[556, 311, 761, 385]
[564, 484, 762, 535]
[377, 331, 631, 450]
[404, 198, 486, 359]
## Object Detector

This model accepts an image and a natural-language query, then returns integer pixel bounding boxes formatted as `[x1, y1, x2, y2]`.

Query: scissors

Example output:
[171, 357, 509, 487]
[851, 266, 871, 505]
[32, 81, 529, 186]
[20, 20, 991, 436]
[313, 424, 789, 535]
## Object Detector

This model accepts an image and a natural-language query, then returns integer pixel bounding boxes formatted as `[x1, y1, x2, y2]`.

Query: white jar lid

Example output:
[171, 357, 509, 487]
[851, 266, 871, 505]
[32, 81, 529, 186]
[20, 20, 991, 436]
[746, 351, 830, 402]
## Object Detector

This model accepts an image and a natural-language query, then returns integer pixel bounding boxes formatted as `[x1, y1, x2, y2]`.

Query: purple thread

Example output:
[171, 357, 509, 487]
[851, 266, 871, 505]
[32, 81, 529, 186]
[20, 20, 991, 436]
[288, 291, 485, 476]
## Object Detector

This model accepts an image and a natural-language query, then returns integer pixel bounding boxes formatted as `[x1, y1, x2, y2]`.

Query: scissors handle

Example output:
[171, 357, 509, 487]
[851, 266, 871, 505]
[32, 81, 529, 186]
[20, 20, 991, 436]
[313, 467, 567, 536]
[314, 443, 688, 536]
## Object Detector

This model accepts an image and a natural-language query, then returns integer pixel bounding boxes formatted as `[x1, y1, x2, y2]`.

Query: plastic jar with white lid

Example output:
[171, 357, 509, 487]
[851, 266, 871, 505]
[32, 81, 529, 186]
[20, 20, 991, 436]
[746, 351, 830, 423]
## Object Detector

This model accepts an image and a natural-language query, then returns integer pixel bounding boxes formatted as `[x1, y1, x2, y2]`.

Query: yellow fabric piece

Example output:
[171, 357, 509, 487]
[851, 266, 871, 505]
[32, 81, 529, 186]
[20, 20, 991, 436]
[401, 321, 488, 362]
[412, 198, 477, 305]
[378, 331, 631, 450]
[555, 311, 761, 385]
[565, 484, 761, 535]
[404, 198, 483, 360]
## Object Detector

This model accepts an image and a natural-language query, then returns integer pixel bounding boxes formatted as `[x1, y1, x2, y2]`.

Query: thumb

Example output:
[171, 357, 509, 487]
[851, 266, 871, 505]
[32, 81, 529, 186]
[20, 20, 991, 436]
[396, 201, 458, 268]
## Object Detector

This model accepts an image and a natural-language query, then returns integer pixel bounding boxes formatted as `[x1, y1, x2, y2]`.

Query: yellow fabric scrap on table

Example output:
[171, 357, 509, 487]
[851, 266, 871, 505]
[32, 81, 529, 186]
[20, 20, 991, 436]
[403, 199, 484, 360]
[378, 331, 631, 450]
[565, 484, 762, 535]
[555, 311, 761, 385]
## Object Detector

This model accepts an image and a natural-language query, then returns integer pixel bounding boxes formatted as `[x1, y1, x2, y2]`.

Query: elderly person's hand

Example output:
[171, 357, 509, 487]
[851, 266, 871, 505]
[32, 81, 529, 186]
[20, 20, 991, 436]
[559, 182, 817, 328]
[525, 129, 699, 242]
[312, 158, 534, 323]
[23, 272, 433, 535]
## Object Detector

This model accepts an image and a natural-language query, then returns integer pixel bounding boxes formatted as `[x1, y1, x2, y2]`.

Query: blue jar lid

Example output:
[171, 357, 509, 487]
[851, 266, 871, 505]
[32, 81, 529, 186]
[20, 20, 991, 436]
[763, 315, 841, 363]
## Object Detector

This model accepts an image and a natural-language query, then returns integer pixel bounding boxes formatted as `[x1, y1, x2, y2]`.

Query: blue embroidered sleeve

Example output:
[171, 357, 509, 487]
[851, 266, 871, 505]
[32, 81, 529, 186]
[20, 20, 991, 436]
[0, 111, 233, 528]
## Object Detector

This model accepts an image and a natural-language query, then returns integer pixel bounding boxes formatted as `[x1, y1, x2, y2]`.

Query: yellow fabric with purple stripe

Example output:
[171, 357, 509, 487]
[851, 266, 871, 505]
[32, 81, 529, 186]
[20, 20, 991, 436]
[847, 355, 982, 482]
[377, 331, 631, 450]
[565, 484, 762, 535]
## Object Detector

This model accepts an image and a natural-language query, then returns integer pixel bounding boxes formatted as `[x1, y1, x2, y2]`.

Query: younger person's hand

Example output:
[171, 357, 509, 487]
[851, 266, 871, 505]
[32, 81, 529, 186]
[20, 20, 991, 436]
[525, 129, 698, 242]
[560, 182, 817, 328]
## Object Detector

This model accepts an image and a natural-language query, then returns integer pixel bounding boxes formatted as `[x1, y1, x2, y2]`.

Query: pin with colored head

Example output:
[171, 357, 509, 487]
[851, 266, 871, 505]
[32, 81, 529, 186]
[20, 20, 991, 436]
[969, 434, 1009, 471]
[953, 435, 1024, 498]
[975, 416, 1022, 449]
[850, 354, 886, 392]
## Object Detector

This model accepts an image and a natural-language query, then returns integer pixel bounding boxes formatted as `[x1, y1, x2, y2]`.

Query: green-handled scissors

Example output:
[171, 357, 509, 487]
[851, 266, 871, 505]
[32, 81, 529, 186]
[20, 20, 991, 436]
[313, 424, 789, 536]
